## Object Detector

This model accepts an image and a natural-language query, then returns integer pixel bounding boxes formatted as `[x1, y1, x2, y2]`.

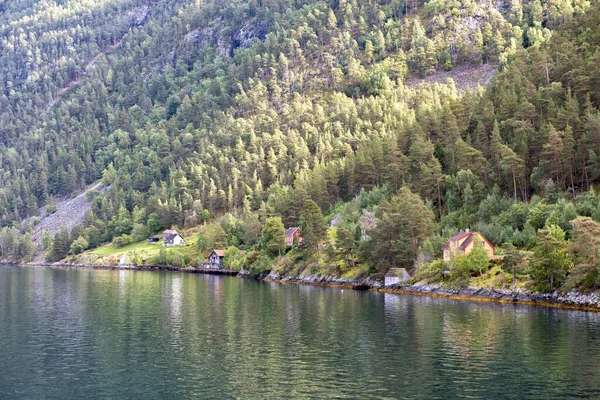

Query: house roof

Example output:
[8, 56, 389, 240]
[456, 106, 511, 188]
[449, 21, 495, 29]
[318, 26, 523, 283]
[163, 229, 178, 234]
[165, 233, 183, 241]
[442, 231, 494, 251]
[284, 227, 300, 236]
[385, 268, 410, 278]
[212, 249, 225, 257]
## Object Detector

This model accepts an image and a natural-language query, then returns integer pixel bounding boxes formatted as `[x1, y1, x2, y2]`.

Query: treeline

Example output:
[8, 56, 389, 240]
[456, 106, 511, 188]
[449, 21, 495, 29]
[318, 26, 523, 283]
[0, 0, 587, 228]
[4, 0, 600, 293]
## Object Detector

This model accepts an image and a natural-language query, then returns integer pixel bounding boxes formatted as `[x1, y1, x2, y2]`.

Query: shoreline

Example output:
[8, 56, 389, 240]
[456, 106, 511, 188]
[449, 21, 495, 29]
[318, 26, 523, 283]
[4, 261, 600, 312]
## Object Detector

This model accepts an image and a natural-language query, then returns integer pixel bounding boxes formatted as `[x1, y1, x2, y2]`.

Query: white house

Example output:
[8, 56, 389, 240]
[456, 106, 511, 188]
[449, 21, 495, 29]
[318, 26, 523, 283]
[165, 233, 185, 247]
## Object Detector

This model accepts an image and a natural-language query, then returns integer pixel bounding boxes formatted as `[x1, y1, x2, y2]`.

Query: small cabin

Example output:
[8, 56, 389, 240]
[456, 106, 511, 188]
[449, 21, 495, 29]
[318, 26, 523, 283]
[208, 249, 225, 269]
[162, 229, 178, 240]
[442, 230, 494, 261]
[165, 233, 185, 247]
[148, 236, 160, 243]
[284, 227, 303, 246]
[384, 268, 411, 286]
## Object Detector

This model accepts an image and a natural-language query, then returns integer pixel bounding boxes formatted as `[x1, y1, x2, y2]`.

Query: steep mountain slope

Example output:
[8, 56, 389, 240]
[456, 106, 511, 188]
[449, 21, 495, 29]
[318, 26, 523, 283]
[0, 0, 597, 266]
[29, 182, 108, 262]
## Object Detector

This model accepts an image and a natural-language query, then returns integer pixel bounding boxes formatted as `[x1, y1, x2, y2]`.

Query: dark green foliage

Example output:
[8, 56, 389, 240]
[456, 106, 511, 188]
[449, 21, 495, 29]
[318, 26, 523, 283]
[47, 227, 71, 262]
[501, 243, 526, 284]
[528, 225, 572, 292]
[299, 200, 327, 255]
[260, 217, 286, 257]
[3, 0, 600, 296]
[362, 187, 435, 271]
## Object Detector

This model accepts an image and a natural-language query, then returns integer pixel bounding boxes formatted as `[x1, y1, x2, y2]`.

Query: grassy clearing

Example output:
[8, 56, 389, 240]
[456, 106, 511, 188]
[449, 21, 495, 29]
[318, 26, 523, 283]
[76, 228, 201, 266]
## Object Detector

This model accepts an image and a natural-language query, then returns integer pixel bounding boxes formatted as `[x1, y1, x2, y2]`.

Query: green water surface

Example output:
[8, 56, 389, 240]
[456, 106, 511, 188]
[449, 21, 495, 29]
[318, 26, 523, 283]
[1, 266, 599, 399]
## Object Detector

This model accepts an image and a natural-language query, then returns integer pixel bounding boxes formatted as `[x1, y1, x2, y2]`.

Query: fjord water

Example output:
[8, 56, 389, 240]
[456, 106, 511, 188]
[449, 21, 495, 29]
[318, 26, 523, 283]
[1, 266, 600, 399]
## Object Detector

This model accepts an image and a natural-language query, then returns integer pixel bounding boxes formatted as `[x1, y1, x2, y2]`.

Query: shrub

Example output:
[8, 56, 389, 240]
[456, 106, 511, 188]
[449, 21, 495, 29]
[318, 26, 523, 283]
[70, 236, 89, 255]
[112, 234, 131, 248]
[415, 259, 446, 283]
[46, 203, 57, 216]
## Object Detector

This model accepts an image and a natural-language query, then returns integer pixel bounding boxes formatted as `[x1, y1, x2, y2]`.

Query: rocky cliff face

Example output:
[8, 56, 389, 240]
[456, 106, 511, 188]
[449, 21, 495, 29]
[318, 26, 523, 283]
[185, 19, 267, 57]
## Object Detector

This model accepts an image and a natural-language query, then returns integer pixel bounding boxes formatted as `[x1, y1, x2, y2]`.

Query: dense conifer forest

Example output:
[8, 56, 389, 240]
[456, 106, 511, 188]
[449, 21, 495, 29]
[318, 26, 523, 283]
[2, 0, 600, 293]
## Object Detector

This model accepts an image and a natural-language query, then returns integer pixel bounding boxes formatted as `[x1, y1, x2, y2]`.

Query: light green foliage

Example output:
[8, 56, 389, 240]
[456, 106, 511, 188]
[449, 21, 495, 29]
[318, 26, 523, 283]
[196, 224, 228, 255]
[335, 221, 360, 267]
[224, 246, 246, 270]
[416, 259, 446, 283]
[1, 0, 600, 285]
[111, 206, 133, 237]
[112, 234, 132, 248]
[245, 251, 274, 274]
[70, 236, 89, 255]
[42, 231, 52, 251]
[450, 242, 489, 279]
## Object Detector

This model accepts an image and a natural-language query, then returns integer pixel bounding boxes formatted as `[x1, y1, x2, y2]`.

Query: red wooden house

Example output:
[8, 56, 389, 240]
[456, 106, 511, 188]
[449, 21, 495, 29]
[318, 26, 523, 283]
[284, 227, 303, 246]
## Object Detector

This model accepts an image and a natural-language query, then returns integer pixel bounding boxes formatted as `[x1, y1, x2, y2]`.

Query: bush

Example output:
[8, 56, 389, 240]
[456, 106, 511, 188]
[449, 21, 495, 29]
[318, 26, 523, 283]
[246, 252, 273, 274]
[46, 203, 57, 216]
[415, 259, 446, 283]
[150, 247, 173, 265]
[112, 234, 131, 248]
[449, 244, 490, 281]
[70, 236, 89, 255]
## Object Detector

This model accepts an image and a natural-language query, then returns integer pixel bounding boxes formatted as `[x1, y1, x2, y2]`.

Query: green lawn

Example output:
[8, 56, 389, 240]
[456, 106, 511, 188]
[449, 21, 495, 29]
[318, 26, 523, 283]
[88, 240, 162, 255]
[80, 233, 200, 266]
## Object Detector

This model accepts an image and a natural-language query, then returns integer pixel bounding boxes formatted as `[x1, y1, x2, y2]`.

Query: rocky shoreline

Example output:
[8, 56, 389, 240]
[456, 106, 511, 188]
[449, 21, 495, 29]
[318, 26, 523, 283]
[4, 261, 600, 311]
[246, 271, 600, 311]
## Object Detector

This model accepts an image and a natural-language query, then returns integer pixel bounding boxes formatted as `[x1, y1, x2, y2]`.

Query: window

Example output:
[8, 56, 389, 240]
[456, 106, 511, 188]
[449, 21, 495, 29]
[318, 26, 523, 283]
[481, 241, 485, 246]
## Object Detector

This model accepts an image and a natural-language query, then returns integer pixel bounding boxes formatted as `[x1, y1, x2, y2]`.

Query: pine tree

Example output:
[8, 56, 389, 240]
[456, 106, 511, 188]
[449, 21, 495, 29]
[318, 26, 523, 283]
[299, 199, 327, 255]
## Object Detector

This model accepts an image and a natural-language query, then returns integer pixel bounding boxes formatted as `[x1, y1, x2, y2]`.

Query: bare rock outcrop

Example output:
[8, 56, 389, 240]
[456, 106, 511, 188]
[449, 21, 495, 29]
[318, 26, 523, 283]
[30, 182, 109, 262]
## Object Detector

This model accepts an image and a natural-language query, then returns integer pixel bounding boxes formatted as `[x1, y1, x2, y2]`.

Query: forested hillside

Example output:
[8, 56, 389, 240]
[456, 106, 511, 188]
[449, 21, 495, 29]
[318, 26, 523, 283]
[2, 0, 600, 293]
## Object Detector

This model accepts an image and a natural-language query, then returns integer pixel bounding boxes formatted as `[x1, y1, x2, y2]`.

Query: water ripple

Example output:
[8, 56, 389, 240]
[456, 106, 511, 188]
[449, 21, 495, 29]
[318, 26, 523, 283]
[0, 266, 600, 399]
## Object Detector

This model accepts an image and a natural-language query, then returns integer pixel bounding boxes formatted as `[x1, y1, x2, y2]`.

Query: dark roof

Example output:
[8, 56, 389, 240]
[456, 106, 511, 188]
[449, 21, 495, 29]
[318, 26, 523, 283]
[442, 231, 494, 251]
[460, 234, 473, 250]
[212, 249, 225, 257]
[284, 227, 300, 236]
[165, 233, 183, 241]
